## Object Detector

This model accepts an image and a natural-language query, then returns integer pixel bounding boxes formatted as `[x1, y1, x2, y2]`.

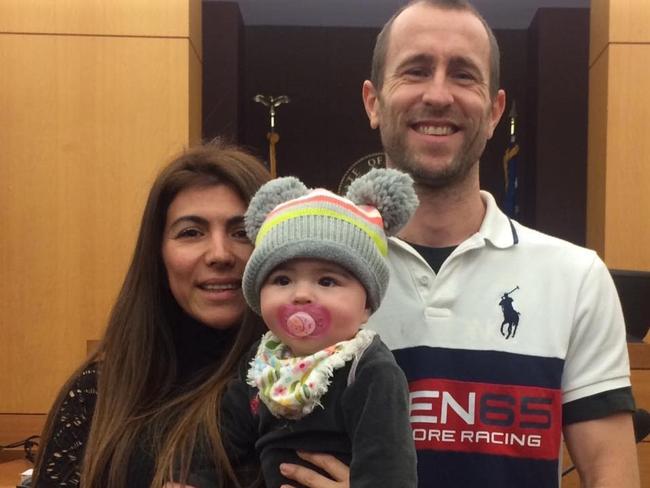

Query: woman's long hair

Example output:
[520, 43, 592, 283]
[33, 141, 271, 487]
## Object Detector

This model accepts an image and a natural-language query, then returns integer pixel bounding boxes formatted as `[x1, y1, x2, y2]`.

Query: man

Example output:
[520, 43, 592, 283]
[361, 1, 639, 487]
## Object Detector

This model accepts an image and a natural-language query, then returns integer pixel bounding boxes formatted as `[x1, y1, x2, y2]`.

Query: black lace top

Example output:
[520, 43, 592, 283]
[35, 316, 237, 487]
[38, 365, 98, 486]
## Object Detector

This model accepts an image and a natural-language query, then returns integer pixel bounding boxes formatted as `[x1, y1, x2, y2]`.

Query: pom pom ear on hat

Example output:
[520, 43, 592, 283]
[244, 176, 308, 243]
[345, 168, 419, 236]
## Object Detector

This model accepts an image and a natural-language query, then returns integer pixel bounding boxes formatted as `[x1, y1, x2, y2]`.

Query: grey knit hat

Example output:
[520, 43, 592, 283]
[242, 168, 418, 314]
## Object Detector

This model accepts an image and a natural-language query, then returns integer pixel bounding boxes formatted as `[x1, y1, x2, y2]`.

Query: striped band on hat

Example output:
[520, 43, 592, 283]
[256, 189, 388, 256]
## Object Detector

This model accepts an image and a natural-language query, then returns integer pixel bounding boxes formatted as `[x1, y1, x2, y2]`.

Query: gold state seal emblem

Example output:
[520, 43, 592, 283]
[337, 152, 386, 195]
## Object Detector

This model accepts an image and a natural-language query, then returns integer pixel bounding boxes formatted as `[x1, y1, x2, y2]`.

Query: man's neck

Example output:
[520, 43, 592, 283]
[398, 175, 486, 248]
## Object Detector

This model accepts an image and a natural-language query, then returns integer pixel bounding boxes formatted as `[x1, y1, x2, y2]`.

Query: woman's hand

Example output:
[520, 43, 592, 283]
[279, 451, 350, 488]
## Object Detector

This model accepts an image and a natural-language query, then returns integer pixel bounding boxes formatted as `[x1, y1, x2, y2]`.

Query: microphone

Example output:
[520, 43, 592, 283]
[562, 408, 649, 477]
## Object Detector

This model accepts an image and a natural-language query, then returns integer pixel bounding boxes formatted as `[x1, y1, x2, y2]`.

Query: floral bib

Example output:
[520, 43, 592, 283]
[247, 329, 376, 419]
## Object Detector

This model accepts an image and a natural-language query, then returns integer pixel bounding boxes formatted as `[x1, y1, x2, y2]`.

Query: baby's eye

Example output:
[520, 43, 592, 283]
[270, 275, 291, 286]
[319, 276, 338, 287]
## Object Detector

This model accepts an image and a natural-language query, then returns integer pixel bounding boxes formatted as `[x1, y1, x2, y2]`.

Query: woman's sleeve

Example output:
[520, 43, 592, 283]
[35, 366, 98, 487]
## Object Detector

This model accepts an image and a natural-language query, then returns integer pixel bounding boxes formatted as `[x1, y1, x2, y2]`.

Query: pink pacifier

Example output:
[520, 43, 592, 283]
[286, 311, 316, 337]
[279, 304, 330, 338]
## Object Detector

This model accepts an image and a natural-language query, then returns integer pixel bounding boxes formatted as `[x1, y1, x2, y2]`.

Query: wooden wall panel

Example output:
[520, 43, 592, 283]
[589, 0, 609, 65]
[188, 0, 202, 62]
[588, 0, 650, 271]
[0, 1, 201, 415]
[630, 344, 650, 370]
[609, 0, 650, 44]
[0, 34, 195, 412]
[591, 0, 650, 65]
[586, 48, 608, 259]
[0, 0, 200, 40]
[604, 44, 650, 271]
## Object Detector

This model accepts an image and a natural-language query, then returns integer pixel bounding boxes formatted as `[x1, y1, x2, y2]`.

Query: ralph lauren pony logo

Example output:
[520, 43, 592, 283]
[499, 286, 520, 339]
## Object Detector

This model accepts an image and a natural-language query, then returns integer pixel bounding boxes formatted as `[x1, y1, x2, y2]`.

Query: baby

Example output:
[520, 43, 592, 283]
[223, 168, 419, 487]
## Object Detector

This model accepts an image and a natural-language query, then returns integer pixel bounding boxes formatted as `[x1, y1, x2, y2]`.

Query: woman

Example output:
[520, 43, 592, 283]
[33, 141, 270, 487]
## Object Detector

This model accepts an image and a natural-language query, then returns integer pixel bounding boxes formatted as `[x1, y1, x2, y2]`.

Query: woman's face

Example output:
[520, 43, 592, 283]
[162, 184, 252, 329]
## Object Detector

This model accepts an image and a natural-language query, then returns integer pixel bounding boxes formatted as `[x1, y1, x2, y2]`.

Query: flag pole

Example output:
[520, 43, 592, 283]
[502, 101, 520, 217]
[253, 94, 290, 178]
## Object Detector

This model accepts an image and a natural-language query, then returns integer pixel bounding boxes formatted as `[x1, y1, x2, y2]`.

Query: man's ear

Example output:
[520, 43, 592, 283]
[362, 80, 381, 129]
[486, 89, 507, 139]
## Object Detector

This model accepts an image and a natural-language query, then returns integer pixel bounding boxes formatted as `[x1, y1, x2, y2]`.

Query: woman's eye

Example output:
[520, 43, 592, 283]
[319, 276, 338, 287]
[176, 228, 202, 239]
[232, 228, 250, 241]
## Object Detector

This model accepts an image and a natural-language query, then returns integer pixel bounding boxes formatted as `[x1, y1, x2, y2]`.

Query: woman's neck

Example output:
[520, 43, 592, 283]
[173, 312, 237, 382]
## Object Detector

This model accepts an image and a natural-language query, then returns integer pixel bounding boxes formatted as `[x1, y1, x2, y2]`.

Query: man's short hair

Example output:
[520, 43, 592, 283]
[370, 0, 501, 99]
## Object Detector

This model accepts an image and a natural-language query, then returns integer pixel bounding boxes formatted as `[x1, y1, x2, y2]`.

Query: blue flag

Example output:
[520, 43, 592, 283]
[502, 137, 519, 217]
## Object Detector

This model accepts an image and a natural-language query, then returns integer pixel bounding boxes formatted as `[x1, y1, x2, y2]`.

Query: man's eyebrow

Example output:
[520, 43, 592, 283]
[395, 53, 433, 70]
[395, 53, 483, 77]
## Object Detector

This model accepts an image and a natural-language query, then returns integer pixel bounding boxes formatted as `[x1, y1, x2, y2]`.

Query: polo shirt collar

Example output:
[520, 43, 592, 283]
[389, 190, 518, 254]
[477, 190, 519, 248]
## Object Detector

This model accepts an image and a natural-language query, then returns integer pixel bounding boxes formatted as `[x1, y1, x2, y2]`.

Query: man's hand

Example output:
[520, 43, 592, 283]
[279, 451, 350, 488]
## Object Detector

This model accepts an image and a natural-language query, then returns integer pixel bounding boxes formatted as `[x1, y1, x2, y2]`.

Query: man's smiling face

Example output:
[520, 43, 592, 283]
[363, 3, 505, 188]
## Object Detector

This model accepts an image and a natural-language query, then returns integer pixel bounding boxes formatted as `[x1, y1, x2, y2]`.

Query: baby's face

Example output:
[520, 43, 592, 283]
[260, 258, 370, 356]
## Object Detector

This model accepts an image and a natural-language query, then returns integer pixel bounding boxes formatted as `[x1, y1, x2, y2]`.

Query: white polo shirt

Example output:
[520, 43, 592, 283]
[366, 191, 631, 487]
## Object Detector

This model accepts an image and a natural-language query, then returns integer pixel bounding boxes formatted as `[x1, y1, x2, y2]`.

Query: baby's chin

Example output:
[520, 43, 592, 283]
[283, 337, 324, 357]
[283, 333, 360, 357]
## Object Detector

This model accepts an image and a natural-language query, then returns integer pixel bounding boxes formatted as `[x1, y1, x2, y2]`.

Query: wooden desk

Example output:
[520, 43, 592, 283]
[0, 450, 31, 488]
